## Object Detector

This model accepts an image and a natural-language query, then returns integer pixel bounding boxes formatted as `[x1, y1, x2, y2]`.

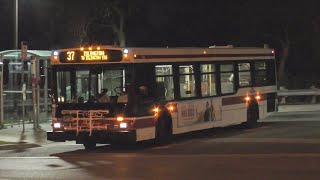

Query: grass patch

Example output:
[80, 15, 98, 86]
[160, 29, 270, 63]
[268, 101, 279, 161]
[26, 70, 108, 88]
[0, 141, 13, 145]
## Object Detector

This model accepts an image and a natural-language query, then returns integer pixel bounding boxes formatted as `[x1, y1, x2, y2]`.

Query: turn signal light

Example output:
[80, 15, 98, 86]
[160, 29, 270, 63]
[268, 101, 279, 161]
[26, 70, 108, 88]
[117, 116, 124, 122]
[152, 107, 159, 113]
[168, 105, 174, 112]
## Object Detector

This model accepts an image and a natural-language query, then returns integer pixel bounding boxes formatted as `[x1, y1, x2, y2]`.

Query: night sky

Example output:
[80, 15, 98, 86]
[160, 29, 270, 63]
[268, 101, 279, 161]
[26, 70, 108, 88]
[0, 0, 318, 50]
[1, 0, 320, 84]
[0, 0, 320, 87]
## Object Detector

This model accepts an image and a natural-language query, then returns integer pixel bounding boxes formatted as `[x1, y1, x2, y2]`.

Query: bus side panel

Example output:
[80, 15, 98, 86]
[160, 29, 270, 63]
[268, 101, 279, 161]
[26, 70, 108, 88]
[221, 102, 247, 126]
[174, 97, 221, 134]
[136, 127, 156, 141]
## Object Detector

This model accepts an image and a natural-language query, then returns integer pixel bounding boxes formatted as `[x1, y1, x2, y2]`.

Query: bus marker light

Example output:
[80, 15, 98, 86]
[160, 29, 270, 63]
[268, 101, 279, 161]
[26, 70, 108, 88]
[117, 116, 124, 122]
[80, 47, 84, 51]
[245, 96, 251, 101]
[97, 47, 100, 50]
[89, 47, 92, 51]
[53, 51, 59, 56]
[255, 95, 261, 100]
[124, 49, 129, 54]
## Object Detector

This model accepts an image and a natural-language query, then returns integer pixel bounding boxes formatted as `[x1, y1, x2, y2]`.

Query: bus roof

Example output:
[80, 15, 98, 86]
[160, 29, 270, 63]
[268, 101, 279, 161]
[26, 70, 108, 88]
[52, 45, 275, 65]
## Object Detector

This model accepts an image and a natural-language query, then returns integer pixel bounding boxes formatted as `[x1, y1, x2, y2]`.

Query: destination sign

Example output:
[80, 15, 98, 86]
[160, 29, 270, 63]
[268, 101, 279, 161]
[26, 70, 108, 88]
[81, 50, 108, 61]
[59, 49, 122, 63]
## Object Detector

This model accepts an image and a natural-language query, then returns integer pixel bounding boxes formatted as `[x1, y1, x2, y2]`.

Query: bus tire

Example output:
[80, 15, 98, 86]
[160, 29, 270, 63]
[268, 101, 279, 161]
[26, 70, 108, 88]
[155, 116, 172, 145]
[246, 102, 259, 128]
[83, 140, 96, 150]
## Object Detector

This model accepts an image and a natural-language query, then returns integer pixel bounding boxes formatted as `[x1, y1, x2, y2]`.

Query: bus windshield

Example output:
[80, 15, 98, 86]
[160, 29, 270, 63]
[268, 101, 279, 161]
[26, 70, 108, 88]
[55, 66, 128, 104]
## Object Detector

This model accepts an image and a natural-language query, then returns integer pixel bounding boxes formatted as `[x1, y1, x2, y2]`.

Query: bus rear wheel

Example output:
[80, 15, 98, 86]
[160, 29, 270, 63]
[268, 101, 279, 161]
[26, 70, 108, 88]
[246, 103, 259, 128]
[155, 117, 172, 145]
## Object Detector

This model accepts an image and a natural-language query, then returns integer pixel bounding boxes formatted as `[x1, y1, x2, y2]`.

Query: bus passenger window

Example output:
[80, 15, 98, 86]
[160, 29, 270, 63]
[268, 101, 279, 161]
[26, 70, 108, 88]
[179, 65, 196, 98]
[220, 64, 235, 94]
[238, 63, 251, 87]
[200, 64, 217, 96]
[155, 65, 174, 100]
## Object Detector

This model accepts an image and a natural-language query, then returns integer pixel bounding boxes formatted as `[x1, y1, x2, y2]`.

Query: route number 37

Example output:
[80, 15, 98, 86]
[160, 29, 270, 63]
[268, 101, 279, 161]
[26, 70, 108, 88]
[67, 51, 75, 61]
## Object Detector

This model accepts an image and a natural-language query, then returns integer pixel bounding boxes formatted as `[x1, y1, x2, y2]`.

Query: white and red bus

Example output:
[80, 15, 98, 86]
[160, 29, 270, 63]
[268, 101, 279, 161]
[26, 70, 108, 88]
[47, 45, 277, 149]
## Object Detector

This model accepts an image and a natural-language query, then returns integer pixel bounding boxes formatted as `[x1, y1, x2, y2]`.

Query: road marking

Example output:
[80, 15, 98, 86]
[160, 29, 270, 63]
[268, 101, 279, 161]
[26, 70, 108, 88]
[204, 138, 320, 144]
[3, 153, 320, 159]
[0, 157, 59, 159]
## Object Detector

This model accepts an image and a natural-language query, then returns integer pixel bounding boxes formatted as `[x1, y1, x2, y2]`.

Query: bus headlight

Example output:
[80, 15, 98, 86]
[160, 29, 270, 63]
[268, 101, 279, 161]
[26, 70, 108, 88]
[53, 122, 61, 128]
[120, 122, 127, 129]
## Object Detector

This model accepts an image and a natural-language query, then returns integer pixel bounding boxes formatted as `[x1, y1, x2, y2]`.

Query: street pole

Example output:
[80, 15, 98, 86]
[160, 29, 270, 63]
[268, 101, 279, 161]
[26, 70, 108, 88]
[36, 58, 40, 128]
[0, 57, 4, 128]
[31, 56, 39, 129]
[14, 0, 18, 49]
[21, 42, 27, 132]
[44, 60, 48, 122]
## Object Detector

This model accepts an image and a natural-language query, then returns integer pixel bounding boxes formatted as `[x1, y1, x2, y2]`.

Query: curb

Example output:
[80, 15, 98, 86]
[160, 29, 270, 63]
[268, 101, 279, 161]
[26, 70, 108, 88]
[0, 142, 41, 151]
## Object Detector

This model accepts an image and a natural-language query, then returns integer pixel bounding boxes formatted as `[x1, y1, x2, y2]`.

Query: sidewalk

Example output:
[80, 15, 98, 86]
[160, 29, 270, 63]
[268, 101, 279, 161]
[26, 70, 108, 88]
[0, 121, 53, 150]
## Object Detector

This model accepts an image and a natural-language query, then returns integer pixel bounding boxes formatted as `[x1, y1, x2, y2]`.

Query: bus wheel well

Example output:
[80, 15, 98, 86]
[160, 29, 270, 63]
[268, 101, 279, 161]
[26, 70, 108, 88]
[155, 113, 173, 145]
[246, 100, 259, 128]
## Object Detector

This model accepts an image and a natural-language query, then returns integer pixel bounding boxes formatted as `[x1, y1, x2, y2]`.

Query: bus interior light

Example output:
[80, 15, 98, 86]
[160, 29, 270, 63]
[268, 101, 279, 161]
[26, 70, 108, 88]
[58, 96, 65, 103]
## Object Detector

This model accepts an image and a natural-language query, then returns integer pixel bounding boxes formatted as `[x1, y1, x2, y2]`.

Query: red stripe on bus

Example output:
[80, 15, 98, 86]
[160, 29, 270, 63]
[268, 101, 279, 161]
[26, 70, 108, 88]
[135, 54, 274, 59]
[134, 118, 155, 129]
[222, 93, 268, 106]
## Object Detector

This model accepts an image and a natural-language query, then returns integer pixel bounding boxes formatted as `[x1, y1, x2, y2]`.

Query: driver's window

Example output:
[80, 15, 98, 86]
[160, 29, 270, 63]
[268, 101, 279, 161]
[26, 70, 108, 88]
[101, 69, 125, 96]
[75, 70, 90, 101]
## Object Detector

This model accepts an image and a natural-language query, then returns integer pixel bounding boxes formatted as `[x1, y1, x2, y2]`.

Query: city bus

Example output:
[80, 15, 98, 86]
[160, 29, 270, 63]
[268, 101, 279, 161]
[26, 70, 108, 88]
[47, 45, 277, 149]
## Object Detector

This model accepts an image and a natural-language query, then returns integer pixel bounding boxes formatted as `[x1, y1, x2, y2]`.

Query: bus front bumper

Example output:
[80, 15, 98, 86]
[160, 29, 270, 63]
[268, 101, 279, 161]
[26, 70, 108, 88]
[47, 130, 136, 144]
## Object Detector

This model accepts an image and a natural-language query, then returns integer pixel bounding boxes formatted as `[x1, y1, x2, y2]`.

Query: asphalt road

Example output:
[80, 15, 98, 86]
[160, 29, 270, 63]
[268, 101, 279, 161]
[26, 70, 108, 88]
[1, 112, 320, 179]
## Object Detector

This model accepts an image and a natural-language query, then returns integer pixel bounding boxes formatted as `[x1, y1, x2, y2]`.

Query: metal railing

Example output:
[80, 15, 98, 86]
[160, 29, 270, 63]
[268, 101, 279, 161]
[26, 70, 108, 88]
[277, 89, 320, 104]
